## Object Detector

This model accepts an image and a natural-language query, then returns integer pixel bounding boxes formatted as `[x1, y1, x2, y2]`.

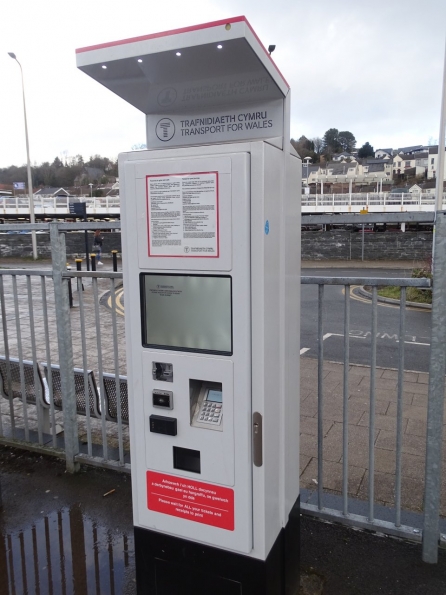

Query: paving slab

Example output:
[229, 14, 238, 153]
[300, 357, 446, 517]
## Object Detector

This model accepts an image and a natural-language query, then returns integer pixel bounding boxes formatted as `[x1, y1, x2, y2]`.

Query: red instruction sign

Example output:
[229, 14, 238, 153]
[147, 471, 234, 531]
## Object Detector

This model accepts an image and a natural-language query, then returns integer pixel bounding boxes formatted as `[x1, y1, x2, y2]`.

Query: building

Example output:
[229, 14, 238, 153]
[427, 146, 446, 179]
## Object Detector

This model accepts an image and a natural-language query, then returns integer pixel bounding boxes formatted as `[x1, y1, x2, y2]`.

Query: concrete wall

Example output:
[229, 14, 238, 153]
[0, 230, 433, 261]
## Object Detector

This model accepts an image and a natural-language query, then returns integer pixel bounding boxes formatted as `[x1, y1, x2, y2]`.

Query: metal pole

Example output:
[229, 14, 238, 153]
[50, 223, 80, 473]
[435, 36, 446, 213]
[84, 211, 90, 271]
[317, 285, 324, 510]
[8, 53, 37, 260]
[422, 211, 446, 563]
[362, 224, 365, 261]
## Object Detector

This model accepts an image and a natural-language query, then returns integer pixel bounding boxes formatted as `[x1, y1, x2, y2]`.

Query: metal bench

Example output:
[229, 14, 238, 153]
[102, 373, 129, 424]
[42, 364, 101, 418]
[0, 355, 48, 408]
[0, 355, 52, 434]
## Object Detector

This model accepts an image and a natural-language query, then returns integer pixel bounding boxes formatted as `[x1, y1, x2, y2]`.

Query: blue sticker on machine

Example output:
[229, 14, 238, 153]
[265, 220, 270, 235]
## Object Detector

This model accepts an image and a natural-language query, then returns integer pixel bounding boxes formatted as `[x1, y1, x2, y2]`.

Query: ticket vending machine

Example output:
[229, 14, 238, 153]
[76, 16, 301, 594]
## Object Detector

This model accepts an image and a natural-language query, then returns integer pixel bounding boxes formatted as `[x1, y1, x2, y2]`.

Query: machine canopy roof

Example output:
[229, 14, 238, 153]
[76, 16, 288, 115]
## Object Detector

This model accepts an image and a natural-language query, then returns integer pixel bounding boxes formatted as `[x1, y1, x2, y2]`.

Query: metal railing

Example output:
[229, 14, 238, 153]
[3, 193, 445, 216]
[1, 217, 445, 561]
[301, 192, 446, 211]
[300, 275, 431, 544]
[0, 266, 128, 472]
[0, 195, 121, 215]
[0, 222, 129, 475]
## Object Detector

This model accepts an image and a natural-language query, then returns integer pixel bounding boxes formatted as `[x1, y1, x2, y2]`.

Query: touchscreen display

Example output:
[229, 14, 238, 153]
[141, 274, 232, 354]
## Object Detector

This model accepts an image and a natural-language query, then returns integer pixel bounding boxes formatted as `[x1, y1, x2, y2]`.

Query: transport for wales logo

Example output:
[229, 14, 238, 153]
[156, 118, 175, 141]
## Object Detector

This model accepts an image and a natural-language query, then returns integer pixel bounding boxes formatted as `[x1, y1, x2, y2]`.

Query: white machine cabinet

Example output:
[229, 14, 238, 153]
[77, 16, 301, 595]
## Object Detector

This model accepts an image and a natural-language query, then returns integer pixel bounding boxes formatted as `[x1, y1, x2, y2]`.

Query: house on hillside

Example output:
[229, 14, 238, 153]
[375, 148, 393, 159]
[426, 146, 446, 179]
[332, 152, 354, 161]
[303, 165, 319, 185]
[393, 153, 404, 175]
[34, 187, 71, 197]
[414, 152, 429, 169]
[363, 158, 392, 179]
[325, 161, 359, 177]
[393, 153, 426, 178]
[106, 180, 120, 197]
[396, 145, 423, 155]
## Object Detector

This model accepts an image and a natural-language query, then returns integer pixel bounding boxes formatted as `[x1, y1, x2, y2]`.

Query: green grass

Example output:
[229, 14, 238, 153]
[377, 286, 432, 304]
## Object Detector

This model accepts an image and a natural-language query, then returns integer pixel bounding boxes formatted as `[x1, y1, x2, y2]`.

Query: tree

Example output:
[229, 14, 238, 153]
[52, 156, 63, 169]
[323, 128, 341, 154]
[358, 142, 374, 158]
[39, 162, 56, 187]
[323, 128, 356, 156]
[338, 131, 356, 153]
[290, 136, 318, 163]
[312, 137, 324, 155]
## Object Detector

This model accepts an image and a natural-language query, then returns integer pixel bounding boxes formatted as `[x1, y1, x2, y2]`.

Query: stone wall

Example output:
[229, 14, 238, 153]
[0, 232, 122, 259]
[301, 230, 432, 261]
[0, 230, 433, 261]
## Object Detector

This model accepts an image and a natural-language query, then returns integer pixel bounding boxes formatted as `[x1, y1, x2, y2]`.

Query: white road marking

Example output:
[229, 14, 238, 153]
[325, 332, 367, 339]
[322, 332, 430, 346]
[300, 348, 310, 355]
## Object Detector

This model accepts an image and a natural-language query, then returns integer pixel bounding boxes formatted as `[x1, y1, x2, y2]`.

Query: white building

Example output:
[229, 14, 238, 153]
[427, 146, 446, 179]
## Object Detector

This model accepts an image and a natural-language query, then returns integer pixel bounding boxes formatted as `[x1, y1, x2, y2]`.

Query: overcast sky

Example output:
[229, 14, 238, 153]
[1, 0, 445, 168]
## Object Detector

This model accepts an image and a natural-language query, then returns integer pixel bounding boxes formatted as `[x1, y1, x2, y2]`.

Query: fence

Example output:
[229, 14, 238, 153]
[301, 192, 446, 210]
[1, 195, 121, 210]
[299, 275, 432, 543]
[0, 217, 445, 562]
[0, 195, 121, 218]
[0, 221, 129, 475]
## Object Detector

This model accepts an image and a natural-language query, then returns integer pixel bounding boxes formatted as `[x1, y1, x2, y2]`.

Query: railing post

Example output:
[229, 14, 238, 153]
[49, 222, 80, 473]
[422, 210, 446, 563]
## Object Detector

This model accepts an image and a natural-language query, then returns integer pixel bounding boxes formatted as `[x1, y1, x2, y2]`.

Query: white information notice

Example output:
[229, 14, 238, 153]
[147, 172, 219, 257]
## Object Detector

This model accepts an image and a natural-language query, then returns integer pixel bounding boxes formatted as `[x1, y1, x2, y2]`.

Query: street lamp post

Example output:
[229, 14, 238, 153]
[303, 156, 312, 187]
[8, 52, 37, 260]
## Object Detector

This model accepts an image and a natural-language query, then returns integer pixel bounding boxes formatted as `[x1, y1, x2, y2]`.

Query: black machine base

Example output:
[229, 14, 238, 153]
[134, 495, 300, 595]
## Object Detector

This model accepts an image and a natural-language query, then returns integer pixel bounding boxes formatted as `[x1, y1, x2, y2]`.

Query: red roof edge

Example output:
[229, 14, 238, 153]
[75, 15, 289, 90]
[75, 16, 247, 54]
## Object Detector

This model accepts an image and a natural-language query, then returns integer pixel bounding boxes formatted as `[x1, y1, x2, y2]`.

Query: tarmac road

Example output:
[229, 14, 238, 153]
[301, 267, 431, 373]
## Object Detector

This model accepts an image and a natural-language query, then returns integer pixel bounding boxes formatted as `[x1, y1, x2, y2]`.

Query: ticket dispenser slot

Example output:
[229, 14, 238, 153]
[190, 380, 223, 431]
[173, 446, 201, 474]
